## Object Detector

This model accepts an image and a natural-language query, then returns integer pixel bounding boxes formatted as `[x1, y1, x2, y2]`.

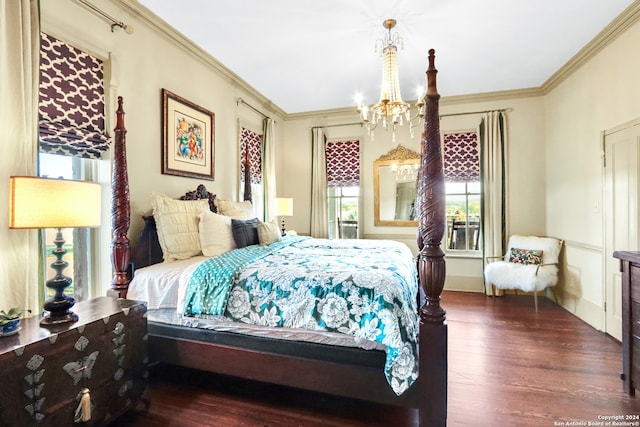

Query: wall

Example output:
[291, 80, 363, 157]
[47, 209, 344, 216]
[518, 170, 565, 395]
[282, 93, 547, 293]
[544, 8, 640, 330]
[20, 0, 640, 331]
[39, 0, 285, 296]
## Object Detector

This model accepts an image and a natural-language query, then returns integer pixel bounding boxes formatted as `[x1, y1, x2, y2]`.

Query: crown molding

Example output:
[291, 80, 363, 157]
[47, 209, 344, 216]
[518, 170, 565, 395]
[440, 87, 543, 106]
[541, 1, 640, 94]
[118, 0, 639, 121]
[117, 0, 287, 118]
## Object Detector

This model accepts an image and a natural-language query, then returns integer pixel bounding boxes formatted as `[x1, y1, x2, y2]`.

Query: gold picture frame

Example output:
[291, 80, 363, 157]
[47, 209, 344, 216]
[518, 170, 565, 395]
[162, 88, 215, 180]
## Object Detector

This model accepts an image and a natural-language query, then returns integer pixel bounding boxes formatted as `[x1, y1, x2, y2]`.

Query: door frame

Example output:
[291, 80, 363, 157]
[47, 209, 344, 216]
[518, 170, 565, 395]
[603, 117, 640, 339]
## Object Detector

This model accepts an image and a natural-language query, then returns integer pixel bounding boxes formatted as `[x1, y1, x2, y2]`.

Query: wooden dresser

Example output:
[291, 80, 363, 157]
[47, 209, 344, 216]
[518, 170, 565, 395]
[613, 250, 640, 396]
[0, 297, 148, 426]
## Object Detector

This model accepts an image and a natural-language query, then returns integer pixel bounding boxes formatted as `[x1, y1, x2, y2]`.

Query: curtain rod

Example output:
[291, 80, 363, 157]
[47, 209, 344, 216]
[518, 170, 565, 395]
[311, 122, 362, 130]
[440, 108, 512, 118]
[236, 98, 270, 120]
[75, 0, 133, 33]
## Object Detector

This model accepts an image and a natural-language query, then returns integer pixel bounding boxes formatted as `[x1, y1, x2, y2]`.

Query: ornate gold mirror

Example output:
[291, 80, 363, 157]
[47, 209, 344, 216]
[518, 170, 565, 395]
[374, 145, 420, 226]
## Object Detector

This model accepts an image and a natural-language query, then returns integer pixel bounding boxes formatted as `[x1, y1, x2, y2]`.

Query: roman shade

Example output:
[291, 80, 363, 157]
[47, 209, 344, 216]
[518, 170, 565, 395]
[39, 33, 109, 159]
[326, 140, 360, 187]
[443, 132, 479, 183]
[240, 127, 262, 184]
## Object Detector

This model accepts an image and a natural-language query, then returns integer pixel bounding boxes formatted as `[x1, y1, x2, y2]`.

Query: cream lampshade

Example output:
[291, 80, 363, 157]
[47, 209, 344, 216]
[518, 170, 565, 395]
[9, 176, 102, 325]
[275, 197, 293, 236]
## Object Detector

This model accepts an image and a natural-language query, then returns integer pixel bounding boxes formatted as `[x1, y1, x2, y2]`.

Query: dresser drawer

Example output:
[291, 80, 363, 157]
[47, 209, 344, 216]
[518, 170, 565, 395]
[630, 264, 640, 303]
[633, 334, 640, 389]
[631, 300, 640, 338]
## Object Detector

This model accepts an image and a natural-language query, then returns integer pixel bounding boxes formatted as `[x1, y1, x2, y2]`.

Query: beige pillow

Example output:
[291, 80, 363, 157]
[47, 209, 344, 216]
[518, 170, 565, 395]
[152, 196, 209, 261]
[257, 220, 282, 246]
[216, 198, 255, 220]
[199, 210, 237, 256]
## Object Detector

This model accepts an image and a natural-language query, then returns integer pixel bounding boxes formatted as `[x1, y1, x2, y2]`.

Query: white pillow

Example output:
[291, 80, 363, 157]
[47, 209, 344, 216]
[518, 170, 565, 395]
[199, 210, 237, 256]
[216, 198, 255, 220]
[152, 196, 209, 261]
[257, 220, 282, 246]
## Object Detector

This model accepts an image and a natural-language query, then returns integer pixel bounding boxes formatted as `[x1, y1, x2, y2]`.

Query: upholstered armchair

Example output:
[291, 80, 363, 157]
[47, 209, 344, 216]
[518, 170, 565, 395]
[484, 235, 563, 311]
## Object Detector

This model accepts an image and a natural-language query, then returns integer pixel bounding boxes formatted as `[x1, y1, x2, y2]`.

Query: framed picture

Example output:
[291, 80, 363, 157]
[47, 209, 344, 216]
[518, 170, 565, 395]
[162, 88, 215, 180]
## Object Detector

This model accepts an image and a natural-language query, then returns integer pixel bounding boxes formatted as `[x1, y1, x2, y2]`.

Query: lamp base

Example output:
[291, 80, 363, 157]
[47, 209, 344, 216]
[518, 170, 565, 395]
[41, 295, 78, 326]
[41, 228, 79, 326]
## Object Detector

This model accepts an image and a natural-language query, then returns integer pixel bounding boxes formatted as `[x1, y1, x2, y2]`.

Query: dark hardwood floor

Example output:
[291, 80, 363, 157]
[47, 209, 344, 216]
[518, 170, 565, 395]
[115, 291, 640, 426]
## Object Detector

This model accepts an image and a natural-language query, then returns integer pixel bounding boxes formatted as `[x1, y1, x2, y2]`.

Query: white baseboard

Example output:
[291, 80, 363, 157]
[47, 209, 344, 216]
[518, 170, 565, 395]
[444, 276, 485, 293]
[555, 288, 604, 332]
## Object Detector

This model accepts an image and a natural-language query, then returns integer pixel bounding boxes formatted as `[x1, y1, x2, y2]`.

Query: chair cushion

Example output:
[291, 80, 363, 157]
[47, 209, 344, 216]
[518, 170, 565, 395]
[484, 262, 558, 292]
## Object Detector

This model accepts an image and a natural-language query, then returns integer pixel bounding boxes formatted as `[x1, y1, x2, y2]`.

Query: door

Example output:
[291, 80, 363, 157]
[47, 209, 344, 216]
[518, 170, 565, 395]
[604, 122, 640, 340]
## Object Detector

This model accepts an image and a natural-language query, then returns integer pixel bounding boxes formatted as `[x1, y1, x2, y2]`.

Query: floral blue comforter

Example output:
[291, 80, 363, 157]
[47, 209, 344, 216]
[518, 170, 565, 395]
[182, 236, 419, 395]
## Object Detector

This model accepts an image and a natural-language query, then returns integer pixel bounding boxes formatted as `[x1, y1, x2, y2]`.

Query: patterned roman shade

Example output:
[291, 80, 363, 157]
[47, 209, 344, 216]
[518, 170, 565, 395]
[443, 132, 479, 182]
[39, 33, 109, 159]
[326, 140, 360, 187]
[240, 127, 262, 184]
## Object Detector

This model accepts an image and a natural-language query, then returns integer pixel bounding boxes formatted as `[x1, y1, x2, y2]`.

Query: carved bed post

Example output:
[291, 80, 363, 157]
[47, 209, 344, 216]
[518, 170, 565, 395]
[417, 49, 448, 426]
[111, 96, 131, 298]
[243, 145, 252, 203]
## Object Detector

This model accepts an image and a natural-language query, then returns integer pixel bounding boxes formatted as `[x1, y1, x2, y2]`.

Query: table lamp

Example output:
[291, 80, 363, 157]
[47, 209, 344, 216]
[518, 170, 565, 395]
[9, 176, 102, 325]
[275, 198, 293, 236]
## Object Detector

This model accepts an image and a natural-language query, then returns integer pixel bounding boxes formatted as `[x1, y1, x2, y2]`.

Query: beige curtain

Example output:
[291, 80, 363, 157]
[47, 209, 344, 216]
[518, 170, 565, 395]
[480, 111, 508, 294]
[262, 118, 277, 222]
[0, 0, 41, 311]
[310, 127, 328, 238]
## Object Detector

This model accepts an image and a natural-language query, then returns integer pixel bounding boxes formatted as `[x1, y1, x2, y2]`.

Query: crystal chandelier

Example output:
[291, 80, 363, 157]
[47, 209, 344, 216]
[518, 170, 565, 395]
[355, 19, 424, 142]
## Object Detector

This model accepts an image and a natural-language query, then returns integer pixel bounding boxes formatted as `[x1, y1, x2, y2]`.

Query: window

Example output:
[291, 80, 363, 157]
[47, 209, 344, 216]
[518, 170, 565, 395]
[37, 33, 108, 304]
[328, 186, 359, 239]
[326, 140, 360, 239]
[443, 132, 481, 253]
[38, 153, 94, 303]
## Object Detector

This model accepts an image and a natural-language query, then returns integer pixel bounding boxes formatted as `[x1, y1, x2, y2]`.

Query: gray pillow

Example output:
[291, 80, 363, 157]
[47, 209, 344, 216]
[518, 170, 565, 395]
[231, 218, 259, 248]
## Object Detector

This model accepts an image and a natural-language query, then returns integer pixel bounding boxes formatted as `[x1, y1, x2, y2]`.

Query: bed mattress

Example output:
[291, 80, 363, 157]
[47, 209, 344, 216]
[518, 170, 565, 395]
[128, 254, 386, 350]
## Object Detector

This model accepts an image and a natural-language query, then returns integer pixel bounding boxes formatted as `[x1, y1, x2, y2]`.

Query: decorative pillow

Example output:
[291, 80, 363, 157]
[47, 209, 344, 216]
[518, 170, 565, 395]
[216, 199, 255, 220]
[509, 248, 543, 265]
[257, 220, 282, 246]
[152, 196, 210, 261]
[198, 210, 237, 257]
[231, 218, 259, 248]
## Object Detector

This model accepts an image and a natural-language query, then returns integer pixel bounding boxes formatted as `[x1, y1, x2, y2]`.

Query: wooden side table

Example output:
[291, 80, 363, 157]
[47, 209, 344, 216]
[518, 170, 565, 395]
[0, 297, 148, 426]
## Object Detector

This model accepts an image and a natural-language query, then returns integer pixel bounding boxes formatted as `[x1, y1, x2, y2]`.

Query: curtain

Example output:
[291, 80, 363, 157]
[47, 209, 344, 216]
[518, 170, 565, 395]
[0, 0, 41, 311]
[310, 127, 328, 238]
[262, 118, 277, 222]
[239, 124, 263, 219]
[326, 140, 360, 187]
[443, 132, 479, 183]
[39, 33, 110, 159]
[480, 111, 508, 294]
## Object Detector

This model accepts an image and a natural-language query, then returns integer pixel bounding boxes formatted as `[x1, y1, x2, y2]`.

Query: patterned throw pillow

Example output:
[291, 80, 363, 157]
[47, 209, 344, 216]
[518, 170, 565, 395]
[509, 248, 544, 265]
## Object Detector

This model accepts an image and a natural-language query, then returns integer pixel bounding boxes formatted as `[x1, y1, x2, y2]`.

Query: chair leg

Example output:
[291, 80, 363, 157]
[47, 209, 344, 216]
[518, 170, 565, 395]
[534, 291, 538, 312]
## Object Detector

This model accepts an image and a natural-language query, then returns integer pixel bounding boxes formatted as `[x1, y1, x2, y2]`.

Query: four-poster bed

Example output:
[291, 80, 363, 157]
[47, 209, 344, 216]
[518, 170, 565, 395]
[110, 50, 447, 426]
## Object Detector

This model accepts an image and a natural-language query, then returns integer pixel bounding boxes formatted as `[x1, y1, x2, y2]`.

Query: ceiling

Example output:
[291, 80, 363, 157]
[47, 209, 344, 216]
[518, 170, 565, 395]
[137, 0, 634, 114]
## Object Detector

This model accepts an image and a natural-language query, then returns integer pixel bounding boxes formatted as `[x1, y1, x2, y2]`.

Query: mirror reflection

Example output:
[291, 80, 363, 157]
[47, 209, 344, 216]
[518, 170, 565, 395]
[374, 145, 420, 227]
